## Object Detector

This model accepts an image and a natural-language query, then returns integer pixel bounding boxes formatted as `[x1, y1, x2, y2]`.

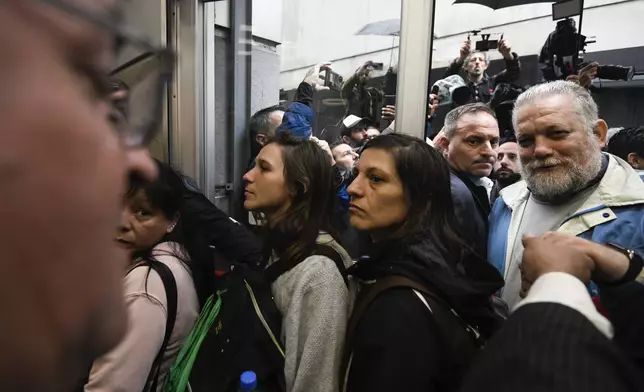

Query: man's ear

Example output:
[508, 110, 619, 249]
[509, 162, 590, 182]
[256, 134, 267, 146]
[593, 119, 608, 147]
[627, 153, 643, 169]
[436, 134, 450, 153]
[342, 136, 350, 145]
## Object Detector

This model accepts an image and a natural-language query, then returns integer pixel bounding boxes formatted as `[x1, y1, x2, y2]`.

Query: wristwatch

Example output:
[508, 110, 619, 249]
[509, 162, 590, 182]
[604, 242, 644, 286]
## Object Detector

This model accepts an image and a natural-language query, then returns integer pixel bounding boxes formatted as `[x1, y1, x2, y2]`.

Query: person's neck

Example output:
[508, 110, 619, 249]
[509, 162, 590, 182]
[451, 166, 484, 182]
[467, 73, 484, 84]
[265, 203, 291, 229]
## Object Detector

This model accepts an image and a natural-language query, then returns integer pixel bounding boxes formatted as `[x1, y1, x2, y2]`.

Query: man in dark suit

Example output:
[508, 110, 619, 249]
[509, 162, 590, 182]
[436, 103, 500, 258]
[461, 234, 644, 391]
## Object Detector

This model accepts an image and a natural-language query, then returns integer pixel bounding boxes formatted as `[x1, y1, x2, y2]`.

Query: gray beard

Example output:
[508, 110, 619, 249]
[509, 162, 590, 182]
[522, 142, 603, 203]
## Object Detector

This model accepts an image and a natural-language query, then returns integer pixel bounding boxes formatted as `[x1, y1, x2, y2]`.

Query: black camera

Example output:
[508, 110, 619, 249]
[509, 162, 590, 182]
[596, 64, 635, 81]
[475, 36, 499, 52]
[468, 31, 503, 52]
[323, 70, 344, 91]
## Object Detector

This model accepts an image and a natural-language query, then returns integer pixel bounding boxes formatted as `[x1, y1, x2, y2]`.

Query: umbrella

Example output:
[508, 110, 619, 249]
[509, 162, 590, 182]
[355, 19, 401, 36]
[356, 19, 439, 39]
[452, 0, 553, 10]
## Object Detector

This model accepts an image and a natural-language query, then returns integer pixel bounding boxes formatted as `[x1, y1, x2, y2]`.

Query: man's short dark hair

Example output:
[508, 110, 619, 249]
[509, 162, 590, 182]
[606, 126, 644, 160]
[443, 103, 496, 139]
[249, 105, 287, 139]
[330, 138, 346, 150]
[249, 105, 287, 159]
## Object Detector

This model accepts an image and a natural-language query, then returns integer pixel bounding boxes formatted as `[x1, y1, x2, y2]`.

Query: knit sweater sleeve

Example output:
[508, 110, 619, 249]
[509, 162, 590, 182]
[275, 255, 350, 392]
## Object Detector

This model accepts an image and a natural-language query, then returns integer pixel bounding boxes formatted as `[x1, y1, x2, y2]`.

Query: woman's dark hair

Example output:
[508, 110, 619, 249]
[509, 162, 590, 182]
[128, 161, 213, 306]
[261, 132, 337, 263]
[360, 134, 468, 256]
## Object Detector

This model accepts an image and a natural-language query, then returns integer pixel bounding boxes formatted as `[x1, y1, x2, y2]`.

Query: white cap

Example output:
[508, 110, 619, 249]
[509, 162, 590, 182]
[342, 115, 364, 129]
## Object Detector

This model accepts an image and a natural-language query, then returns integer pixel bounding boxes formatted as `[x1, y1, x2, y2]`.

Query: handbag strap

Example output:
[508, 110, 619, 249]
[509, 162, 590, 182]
[140, 261, 178, 392]
[340, 276, 479, 387]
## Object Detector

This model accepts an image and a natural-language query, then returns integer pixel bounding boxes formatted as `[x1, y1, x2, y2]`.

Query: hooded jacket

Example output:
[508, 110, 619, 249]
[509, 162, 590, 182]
[345, 236, 504, 392]
[278, 82, 314, 139]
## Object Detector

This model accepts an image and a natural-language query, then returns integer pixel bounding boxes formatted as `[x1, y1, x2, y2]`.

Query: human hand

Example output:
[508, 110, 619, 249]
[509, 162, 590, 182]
[498, 39, 512, 60]
[303, 62, 332, 92]
[567, 62, 599, 88]
[310, 136, 335, 165]
[519, 234, 595, 298]
[459, 40, 471, 63]
[381, 105, 396, 122]
[428, 94, 439, 118]
[539, 231, 630, 284]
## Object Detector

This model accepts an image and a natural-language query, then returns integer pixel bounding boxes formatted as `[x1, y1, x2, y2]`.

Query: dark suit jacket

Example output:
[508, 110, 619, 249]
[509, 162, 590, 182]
[450, 173, 489, 259]
[460, 302, 644, 392]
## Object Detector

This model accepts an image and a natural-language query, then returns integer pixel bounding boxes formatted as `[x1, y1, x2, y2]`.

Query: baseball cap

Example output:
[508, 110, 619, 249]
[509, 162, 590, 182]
[342, 115, 365, 129]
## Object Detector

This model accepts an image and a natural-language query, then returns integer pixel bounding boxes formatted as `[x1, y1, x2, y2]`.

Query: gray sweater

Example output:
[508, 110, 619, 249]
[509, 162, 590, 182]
[269, 233, 355, 392]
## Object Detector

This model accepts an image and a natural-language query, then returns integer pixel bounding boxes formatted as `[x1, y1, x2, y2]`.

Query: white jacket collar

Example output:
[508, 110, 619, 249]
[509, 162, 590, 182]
[500, 154, 644, 211]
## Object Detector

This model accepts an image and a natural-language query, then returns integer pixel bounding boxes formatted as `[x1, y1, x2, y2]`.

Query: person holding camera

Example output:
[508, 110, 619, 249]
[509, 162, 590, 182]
[342, 61, 385, 125]
[444, 38, 521, 104]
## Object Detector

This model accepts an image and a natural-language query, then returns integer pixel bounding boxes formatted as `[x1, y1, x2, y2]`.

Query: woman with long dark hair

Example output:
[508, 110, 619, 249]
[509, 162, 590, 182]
[343, 134, 504, 392]
[85, 161, 212, 392]
[243, 132, 353, 392]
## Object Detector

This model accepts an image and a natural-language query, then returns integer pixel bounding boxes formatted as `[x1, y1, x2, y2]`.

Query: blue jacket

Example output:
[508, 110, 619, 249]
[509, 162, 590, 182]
[489, 154, 644, 308]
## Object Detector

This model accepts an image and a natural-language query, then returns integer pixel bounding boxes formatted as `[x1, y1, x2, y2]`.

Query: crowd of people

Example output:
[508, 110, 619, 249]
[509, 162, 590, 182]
[1, 1, 644, 392]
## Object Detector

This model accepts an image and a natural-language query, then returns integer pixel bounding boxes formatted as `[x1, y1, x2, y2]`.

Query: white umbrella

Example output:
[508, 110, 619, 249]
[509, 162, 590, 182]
[355, 18, 439, 39]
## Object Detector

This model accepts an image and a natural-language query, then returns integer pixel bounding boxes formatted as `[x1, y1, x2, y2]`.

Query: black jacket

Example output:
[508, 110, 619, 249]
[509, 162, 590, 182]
[444, 53, 520, 104]
[182, 176, 263, 268]
[461, 302, 644, 392]
[346, 238, 504, 392]
[450, 173, 489, 259]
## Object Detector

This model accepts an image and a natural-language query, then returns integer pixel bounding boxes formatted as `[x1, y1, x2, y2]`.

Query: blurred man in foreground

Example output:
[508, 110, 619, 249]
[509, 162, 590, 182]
[0, 1, 166, 390]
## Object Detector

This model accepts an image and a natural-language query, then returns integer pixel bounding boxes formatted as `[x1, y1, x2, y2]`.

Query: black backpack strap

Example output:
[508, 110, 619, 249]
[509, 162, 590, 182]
[340, 276, 478, 388]
[142, 261, 178, 392]
[264, 244, 348, 286]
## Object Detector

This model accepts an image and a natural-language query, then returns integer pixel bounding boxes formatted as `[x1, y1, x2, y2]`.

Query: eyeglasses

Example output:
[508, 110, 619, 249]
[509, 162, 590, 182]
[40, 0, 176, 148]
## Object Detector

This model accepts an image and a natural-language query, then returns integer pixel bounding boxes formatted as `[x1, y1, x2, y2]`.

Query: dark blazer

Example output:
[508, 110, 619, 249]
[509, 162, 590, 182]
[450, 173, 489, 259]
[460, 302, 644, 392]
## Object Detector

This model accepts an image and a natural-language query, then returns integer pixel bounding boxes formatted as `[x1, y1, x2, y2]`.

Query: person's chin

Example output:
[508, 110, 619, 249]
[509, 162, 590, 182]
[243, 199, 256, 210]
[349, 215, 369, 231]
[472, 168, 492, 178]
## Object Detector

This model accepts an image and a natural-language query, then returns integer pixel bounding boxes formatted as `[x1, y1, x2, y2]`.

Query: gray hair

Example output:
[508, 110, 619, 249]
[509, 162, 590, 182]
[512, 81, 599, 136]
[463, 51, 489, 68]
[443, 103, 497, 139]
